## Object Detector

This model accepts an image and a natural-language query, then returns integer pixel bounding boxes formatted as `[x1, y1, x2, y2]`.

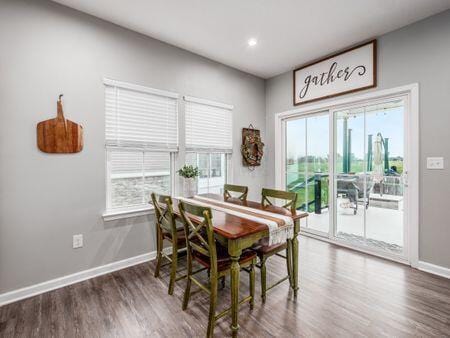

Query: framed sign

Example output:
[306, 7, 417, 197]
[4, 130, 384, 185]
[293, 40, 377, 105]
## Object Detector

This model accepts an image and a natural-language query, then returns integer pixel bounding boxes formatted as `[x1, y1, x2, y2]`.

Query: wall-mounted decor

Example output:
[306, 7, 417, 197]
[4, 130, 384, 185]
[241, 124, 264, 169]
[37, 95, 83, 153]
[293, 40, 377, 106]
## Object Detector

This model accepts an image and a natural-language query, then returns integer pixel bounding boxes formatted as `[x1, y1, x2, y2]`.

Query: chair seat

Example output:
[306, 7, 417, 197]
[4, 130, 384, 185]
[192, 244, 256, 272]
[252, 237, 287, 256]
[162, 228, 186, 246]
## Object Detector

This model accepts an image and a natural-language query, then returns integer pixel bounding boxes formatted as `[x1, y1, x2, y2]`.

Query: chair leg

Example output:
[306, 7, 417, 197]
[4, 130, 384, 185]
[260, 257, 267, 303]
[220, 276, 226, 289]
[168, 241, 178, 295]
[286, 241, 293, 287]
[206, 274, 218, 338]
[249, 258, 255, 310]
[182, 250, 192, 311]
[154, 227, 163, 278]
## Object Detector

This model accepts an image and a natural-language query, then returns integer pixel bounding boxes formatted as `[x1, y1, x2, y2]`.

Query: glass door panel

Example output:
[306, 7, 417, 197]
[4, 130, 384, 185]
[333, 99, 405, 254]
[286, 113, 330, 234]
[286, 118, 307, 211]
[365, 101, 404, 254]
[335, 108, 365, 239]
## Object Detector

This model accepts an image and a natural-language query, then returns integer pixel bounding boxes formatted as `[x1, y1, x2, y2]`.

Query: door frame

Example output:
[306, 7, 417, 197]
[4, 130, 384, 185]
[274, 83, 419, 267]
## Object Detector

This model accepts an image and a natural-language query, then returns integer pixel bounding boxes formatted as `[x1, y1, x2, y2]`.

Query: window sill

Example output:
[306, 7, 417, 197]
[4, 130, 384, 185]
[102, 206, 155, 221]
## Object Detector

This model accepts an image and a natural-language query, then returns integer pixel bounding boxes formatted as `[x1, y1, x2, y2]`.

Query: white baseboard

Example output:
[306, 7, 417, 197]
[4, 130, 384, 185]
[0, 247, 173, 307]
[418, 261, 450, 279]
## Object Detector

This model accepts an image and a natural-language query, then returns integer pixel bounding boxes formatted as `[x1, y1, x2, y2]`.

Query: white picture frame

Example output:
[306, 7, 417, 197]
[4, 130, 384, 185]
[293, 40, 377, 105]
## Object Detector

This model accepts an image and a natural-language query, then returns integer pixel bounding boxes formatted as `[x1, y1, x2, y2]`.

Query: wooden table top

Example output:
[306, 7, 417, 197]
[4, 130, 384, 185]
[171, 193, 308, 240]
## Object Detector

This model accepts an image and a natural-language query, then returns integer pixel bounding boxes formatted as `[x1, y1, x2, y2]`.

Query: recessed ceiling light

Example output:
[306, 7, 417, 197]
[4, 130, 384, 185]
[248, 38, 257, 47]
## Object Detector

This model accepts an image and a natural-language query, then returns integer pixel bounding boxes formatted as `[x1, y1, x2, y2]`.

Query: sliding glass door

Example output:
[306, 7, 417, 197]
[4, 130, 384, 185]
[284, 95, 408, 259]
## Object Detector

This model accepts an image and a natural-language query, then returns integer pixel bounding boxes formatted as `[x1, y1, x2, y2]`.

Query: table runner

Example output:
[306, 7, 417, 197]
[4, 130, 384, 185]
[177, 195, 294, 245]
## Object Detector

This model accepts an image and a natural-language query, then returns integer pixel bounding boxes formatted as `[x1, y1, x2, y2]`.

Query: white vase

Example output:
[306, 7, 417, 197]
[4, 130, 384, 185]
[183, 177, 198, 198]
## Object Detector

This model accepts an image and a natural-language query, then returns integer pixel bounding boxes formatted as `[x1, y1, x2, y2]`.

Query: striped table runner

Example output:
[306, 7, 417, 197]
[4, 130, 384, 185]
[178, 195, 294, 246]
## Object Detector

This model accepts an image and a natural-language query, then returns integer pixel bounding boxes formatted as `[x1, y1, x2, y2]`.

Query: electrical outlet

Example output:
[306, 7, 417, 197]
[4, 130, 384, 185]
[73, 234, 83, 249]
[427, 157, 444, 170]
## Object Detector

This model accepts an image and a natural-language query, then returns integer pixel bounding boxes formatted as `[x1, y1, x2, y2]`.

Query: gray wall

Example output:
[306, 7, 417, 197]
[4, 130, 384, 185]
[0, 0, 266, 293]
[265, 10, 450, 268]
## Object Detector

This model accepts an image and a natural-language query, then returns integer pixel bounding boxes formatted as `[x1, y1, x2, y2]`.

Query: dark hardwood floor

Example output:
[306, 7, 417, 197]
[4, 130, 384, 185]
[1, 236, 450, 337]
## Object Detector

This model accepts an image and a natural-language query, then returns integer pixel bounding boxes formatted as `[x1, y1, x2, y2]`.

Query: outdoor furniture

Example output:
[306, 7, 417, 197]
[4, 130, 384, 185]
[336, 174, 373, 214]
[374, 173, 403, 196]
[178, 200, 256, 338]
[151, 193, 187, 295]
[223, 184, 248, 201]
[253, 188, 298, 302]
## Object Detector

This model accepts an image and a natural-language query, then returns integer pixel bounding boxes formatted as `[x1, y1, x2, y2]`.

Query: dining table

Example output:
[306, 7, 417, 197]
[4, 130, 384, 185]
[171, 193, 308, 337]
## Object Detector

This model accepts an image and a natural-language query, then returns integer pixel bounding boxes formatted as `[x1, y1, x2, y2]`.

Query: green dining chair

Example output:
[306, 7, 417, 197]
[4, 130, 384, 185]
[179, 200, 256, 338]
[223, 184, 248, 201]
[151, 193, 187, 295]
[253, 188, 298, 302]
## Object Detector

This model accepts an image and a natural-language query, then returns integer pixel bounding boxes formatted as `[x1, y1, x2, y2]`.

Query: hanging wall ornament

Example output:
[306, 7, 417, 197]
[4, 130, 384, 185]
[241, 124, 264, 170]
[37, 94, 84, 153]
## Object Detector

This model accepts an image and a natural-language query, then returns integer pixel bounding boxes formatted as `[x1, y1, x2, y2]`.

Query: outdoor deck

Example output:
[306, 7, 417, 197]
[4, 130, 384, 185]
[304, 194, 403, 254]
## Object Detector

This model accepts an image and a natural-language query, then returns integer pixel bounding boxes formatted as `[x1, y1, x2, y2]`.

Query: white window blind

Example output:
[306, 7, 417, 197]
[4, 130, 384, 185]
[105, 79, 179, 151]
[110, 151, 170, 178]
[184, 96, 233, 153]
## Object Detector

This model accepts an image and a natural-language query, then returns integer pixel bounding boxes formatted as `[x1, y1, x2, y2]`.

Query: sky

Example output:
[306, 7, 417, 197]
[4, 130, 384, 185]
[286, 106, 404, 160]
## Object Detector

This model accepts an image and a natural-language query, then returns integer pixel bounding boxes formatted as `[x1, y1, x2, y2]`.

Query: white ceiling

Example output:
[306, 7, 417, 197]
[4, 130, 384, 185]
[53, 0, 450, 79]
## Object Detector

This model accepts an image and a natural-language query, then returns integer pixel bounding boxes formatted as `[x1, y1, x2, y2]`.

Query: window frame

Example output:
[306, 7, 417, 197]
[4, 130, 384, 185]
[103, 79, 179, 219]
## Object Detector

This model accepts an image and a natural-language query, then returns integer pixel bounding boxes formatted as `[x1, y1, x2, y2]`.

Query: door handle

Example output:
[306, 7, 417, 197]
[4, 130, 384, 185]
[403, 170, 409, 187]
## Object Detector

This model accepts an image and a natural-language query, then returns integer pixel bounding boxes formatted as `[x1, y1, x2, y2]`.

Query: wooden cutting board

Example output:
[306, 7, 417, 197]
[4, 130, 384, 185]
[37, 95, 83, 153]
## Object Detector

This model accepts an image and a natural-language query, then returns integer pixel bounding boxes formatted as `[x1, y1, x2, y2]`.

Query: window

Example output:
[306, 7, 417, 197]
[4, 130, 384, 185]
[105, 79, 178, 211]
[186, 152, 227, 194]
[210, 153, 223, 178]
[108, 150, 171, 209]
[184, 96, 233, 194]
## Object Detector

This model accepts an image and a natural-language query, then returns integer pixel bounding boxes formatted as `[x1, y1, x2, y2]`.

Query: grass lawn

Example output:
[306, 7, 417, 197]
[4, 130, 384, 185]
[286, 158, 403, 211]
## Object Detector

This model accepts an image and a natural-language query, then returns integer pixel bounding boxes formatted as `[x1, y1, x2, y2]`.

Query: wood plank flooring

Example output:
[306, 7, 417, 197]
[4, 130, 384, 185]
[1, 236, 450, 337]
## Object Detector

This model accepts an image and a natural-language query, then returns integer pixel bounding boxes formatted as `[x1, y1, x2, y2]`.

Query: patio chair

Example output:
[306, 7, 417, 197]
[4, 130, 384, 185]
[337, 174, 373, 214]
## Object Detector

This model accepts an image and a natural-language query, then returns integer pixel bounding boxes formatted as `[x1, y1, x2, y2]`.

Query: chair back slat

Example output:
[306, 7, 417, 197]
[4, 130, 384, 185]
[261, 188, 298, 215]
[224, 184, 248, 201]
[151, 193, 177, 234]
[190, 242, 210, 256]
[187, 222, 210, 251]
[179, 201, 218, 273]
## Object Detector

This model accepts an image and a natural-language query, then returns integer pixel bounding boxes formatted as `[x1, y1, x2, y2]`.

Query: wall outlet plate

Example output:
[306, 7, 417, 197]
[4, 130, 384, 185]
[427, 157, 444, 170]
[73, 234, 83, 249]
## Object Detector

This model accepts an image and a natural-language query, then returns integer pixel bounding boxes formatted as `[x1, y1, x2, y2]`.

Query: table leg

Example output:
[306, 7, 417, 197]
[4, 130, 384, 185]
[292, 220, 300, 298]
[229, 247, 241, 337]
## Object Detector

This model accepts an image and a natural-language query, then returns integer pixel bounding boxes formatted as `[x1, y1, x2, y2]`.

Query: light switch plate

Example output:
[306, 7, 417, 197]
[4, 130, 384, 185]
[427, 157, 444, 170]
[73, 234, 83, 249]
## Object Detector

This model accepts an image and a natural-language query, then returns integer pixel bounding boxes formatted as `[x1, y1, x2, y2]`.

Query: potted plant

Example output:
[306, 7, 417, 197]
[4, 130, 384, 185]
[177, 165, 199, 197]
